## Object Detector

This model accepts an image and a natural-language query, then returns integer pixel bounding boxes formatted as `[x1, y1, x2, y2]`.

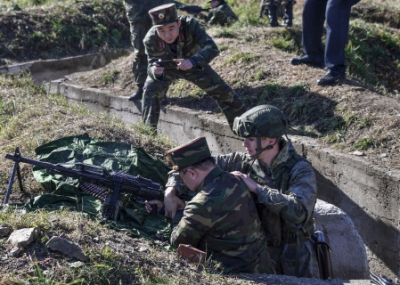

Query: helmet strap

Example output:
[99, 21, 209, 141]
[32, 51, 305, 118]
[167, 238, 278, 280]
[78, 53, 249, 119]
[250, 137, 277, 159]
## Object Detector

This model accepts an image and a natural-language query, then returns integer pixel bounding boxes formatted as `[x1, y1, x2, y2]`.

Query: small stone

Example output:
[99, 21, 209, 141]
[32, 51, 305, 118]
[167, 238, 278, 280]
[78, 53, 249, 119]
[350, 151, 364, 156]
[138, 246, 148, 252]
[10, 247, 21, 257]
[69, 261, 85, 268]
[0, 225, 12, 237]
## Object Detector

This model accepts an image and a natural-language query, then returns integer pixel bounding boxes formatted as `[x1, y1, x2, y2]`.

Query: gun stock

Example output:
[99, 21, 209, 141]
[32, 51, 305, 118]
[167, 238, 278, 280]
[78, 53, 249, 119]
[4, 147, 164, 220]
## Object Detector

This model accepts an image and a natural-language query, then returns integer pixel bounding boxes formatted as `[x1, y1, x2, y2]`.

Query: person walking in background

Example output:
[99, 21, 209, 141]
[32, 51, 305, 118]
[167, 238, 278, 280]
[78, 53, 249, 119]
[259, 0, 295, 27]
[141, 3, 246, 130]
[123, 0, 172, 102]
[290, 0, 361, 86]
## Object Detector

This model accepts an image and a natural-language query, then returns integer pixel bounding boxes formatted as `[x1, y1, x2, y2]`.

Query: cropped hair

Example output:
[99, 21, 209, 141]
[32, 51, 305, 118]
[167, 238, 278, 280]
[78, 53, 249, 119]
[185, 157, 215, 172]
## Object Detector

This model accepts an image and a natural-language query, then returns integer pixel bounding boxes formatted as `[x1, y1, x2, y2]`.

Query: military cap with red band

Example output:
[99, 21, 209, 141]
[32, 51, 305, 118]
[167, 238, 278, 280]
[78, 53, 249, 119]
[149, 3, 179, 27]
[166, 137, 212, 171]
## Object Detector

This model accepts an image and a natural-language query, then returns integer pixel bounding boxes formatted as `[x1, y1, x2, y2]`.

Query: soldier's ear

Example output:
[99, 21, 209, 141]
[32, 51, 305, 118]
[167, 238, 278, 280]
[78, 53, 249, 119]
[177, 19, 181, 27]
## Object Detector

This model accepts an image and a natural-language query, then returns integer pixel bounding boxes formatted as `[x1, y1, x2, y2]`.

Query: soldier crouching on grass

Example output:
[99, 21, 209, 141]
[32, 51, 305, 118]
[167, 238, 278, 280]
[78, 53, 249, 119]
[139, 3, 246, 131]
[146, 137, 275, 274]
[197, 0, 239, 27]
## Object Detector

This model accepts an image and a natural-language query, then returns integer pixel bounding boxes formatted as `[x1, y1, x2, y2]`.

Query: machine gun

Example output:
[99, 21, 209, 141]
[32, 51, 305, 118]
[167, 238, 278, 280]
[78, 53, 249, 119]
[173, 1, 210, 15]
[4, 147, 164, 220]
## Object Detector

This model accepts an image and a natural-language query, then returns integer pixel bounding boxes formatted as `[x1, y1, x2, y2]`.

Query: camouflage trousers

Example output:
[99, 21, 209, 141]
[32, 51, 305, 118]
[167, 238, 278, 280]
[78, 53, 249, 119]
[260, 0, 295, 8]
[128, 20, 153, 86]
[142, 65, 246, 129]
[259, 0, 295, 26]
[268, 239, 319, 277]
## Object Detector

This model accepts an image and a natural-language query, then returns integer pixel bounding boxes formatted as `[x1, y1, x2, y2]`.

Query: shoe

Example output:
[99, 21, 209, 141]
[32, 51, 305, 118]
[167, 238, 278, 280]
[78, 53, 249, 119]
[290, 56, 324, 68]
[317, 71, 346, 86]
[282, 20, 292, 27]
[128, 87, 143, 101]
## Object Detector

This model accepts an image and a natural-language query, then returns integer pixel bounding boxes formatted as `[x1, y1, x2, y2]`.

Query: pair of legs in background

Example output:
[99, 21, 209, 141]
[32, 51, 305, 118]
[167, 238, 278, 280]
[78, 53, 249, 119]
[291, 0, 361, 85]
[128, 21, 152, 101]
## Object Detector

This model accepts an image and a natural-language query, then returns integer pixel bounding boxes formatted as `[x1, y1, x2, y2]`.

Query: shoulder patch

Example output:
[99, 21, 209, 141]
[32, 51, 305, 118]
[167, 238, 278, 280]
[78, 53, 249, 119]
[179, 23, 185, 42]
[158, 39, 165, 51]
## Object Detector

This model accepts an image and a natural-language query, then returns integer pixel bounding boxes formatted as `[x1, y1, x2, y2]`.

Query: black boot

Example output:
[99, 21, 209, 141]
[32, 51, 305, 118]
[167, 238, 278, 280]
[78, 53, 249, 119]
[128, 84, 144, 102]
[268, 5, 279, 27]
[282, 2, 293, 27]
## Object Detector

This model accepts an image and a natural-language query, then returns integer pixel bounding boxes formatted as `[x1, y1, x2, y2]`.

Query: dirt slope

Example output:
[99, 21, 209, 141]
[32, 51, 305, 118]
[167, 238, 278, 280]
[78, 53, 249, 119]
[65, 23, 400, 171]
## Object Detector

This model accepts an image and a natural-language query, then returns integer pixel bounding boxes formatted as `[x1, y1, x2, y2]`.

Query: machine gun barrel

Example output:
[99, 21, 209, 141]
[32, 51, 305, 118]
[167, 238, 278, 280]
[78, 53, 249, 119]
[4, 147, 164, 220]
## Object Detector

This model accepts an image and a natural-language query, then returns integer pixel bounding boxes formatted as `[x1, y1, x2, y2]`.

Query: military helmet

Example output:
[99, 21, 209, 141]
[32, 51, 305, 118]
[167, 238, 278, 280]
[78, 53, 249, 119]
[232, 105, 289, 138]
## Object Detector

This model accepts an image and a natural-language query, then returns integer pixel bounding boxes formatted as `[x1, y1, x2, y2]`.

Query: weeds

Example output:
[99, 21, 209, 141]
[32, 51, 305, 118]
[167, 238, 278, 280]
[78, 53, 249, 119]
[213, 28, 237, 38]
[353, 137, 375, 150]
[102, 70, 120, 86]
[225, 52, 260, 65]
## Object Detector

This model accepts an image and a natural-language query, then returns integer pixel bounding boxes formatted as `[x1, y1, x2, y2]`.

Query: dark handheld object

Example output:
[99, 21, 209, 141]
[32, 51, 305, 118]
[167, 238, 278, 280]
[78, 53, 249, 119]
[177, 5, 210, 15]
[313, 230, 334, 280]
[370, 272, 398, 285]
[153, 59, 178, 69]
[4, 147, 164, 220]
[172, 1, 210, 15]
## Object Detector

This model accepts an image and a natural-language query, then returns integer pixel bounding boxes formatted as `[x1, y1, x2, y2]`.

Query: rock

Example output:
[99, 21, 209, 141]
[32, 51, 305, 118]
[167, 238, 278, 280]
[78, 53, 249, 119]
[46, 236, 88, 261]
[10, 247, 21, 257]
[7, 227, 40, 249]
[69, 261, 85, 268]
[350, 151, 364, 156]
[138, 246, 149, 252]
[0, 225, 12, 237]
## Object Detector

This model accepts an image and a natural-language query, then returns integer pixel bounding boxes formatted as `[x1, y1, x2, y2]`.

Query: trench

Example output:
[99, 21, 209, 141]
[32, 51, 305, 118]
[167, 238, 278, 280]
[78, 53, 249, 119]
[2, 50, 400, 283]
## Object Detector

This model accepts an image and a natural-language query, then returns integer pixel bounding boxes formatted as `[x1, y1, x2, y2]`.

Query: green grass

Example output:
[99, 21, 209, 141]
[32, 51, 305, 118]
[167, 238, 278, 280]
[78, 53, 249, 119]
[0, 0, 131, 60]
[353, 137, 375, 151]
[225, 52, 261, 65]
[102, 70, 120, 85]
[1, 0, 75, 9]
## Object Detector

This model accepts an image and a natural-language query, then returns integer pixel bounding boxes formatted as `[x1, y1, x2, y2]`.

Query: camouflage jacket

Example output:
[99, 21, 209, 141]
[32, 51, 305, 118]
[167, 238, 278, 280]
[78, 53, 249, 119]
[170, 166, 273, 273]
[205, 3, 238, 26]
[143, 15, 220, 80]
[167, 139, 317, 247]
[123, 0, 172, 23]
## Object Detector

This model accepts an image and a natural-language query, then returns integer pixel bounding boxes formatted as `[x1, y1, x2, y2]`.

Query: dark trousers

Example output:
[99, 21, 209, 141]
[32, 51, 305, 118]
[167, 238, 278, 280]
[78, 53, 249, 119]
[302, 0, 360, 73]
[128, 20, 152, 86]
[142, 65, 246, 129]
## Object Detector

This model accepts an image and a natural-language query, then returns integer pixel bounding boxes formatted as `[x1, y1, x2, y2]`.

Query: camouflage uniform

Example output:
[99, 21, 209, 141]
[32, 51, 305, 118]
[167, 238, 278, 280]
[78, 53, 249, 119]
[123, 0, 172, 88]
[204, 2, 238, 26]
[167, 138, 319, 277]
[167, 137, 274, 273]
[259, 0, 296, 27]
[142, 15, 246, 129]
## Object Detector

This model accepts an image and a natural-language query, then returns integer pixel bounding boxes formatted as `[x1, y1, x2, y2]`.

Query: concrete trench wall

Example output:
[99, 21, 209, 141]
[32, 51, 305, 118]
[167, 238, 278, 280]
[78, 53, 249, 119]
[0, 49, 130, 85]
[3, 53, 400, 281]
